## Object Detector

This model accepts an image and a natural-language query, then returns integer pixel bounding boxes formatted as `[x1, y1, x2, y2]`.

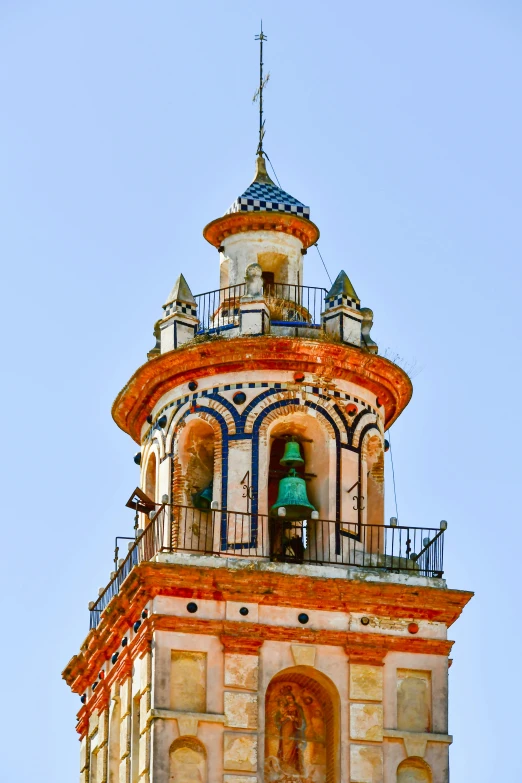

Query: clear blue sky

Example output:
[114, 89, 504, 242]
[1, 2, 521, 780]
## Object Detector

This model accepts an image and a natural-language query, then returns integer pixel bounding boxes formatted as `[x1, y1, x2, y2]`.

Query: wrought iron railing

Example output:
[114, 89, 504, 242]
[89, 505, 445, 629]
[193, 283, 328, 334]
[194, 284, 245, 335]
[264, 283, 327, 327]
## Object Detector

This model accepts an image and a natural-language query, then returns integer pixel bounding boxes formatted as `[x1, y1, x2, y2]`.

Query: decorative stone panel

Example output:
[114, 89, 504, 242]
[223, 733, 257, 772]
[349, 664, 383, 702]
[349, 703, 383, 741]
[224, 654, 259, 691]
[170, 651, 207, 712]
[224, 692, 258, 729]
[397, 670, 431, 733]
[349, 744, 383, 783]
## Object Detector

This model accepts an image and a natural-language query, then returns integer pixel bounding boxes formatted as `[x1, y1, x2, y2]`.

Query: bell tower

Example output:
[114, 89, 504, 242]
[63, 28, 472, 783]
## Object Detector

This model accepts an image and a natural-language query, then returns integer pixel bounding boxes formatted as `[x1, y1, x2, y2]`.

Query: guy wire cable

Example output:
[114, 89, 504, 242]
[387, 427, 400, 521]
[265, 152, 333, 287]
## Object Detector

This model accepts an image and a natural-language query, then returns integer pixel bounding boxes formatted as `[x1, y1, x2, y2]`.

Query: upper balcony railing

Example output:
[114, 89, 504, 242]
[194, 283, 328, 335]
[89, 505, 445, 629]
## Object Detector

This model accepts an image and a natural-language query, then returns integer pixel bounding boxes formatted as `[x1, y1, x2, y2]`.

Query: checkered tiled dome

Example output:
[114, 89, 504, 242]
[226, 156, 310, 220]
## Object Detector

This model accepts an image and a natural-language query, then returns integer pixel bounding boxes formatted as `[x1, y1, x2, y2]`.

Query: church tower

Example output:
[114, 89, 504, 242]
[63, 31, 472, 783]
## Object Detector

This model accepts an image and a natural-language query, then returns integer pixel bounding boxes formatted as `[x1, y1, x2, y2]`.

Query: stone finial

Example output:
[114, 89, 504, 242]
[164, 274, 196, 307]
[326, 270, 360, 304]
[323, 269, 362, 346]
[252, 154, 275, 185]
[360, 307, 378, 354]
[242, 263, 264, 300]
[160, 274, 199, 352]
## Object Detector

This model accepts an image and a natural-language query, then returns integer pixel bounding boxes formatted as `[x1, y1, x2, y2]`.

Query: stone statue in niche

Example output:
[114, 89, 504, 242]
[242, 262, 264, 300]
[265, 680, 328, 783]
[276, 685, 306, 773]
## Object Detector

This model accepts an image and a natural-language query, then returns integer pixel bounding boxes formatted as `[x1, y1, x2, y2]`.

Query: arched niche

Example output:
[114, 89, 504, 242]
[169, 737, 206, 783]
[265, 666, 340, 783]
[176, 418, 215, 505]
[397, 757, 432, 783]
[267, 414, 333, 563]
[173, 418, 215, 553]
[144, 451, 157, 504]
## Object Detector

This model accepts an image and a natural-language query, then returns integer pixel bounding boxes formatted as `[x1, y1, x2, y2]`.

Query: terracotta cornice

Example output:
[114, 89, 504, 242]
[95, 682, 110, 712]
[111, 337, 413, 442]
[63, 560, 472, 694]
[220, 635, 264, 655]
[76, 706, 89, 739]
[345, 632, 454, 666]
[202, 211, 320, 249]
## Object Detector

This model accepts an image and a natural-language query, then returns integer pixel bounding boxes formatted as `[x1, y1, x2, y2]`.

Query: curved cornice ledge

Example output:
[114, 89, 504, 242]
[112, 337, 413, 443]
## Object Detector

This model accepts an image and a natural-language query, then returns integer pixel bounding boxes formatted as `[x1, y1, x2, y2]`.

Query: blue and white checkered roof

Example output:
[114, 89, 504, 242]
[227, 180, 311, 220]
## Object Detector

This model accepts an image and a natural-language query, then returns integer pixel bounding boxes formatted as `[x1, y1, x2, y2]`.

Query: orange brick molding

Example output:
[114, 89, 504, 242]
[63, 561, 471, 695]
[202, 211, 320, 250]
[111, 336, 413, 441]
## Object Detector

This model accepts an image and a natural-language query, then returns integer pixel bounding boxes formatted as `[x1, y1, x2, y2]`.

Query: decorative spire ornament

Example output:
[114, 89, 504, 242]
[253, 22, 270, 158]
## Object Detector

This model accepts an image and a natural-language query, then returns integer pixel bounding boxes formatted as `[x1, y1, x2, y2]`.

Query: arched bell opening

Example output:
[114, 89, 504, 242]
[267, 415, 332, 564]
[169, 737, 207, 783]
[264, 666, 340, 783]
[396, 757, 432, 783]
[173, 418, 215, 553]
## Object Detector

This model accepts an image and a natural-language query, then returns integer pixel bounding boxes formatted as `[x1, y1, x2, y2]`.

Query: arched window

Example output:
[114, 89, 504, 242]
[397, 757, 432, 783]
[169, 737, 206, 783]
[265, 667, 340, 783]
[144, 451, 157, 504]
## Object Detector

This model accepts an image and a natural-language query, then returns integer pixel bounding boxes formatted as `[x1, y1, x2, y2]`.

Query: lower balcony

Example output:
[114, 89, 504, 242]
[89, 505, 445, 630]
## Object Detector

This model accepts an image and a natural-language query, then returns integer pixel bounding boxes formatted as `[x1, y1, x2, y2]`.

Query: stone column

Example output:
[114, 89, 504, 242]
[138, 648, 153, 783]
[221, 637, 263, 783]
[79, 733, 88, 783]
[347, 657, 385, 783]
[119, 672, 133, 783]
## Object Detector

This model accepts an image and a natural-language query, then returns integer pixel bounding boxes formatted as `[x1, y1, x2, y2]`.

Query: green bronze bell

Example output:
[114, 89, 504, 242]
[270, 469, 316, 521]
[192, 481, 213, 510]
[280, 437, 305, 467]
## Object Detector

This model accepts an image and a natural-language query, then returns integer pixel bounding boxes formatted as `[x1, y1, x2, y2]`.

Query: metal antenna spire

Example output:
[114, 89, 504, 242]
[253, 21, 270, 157]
